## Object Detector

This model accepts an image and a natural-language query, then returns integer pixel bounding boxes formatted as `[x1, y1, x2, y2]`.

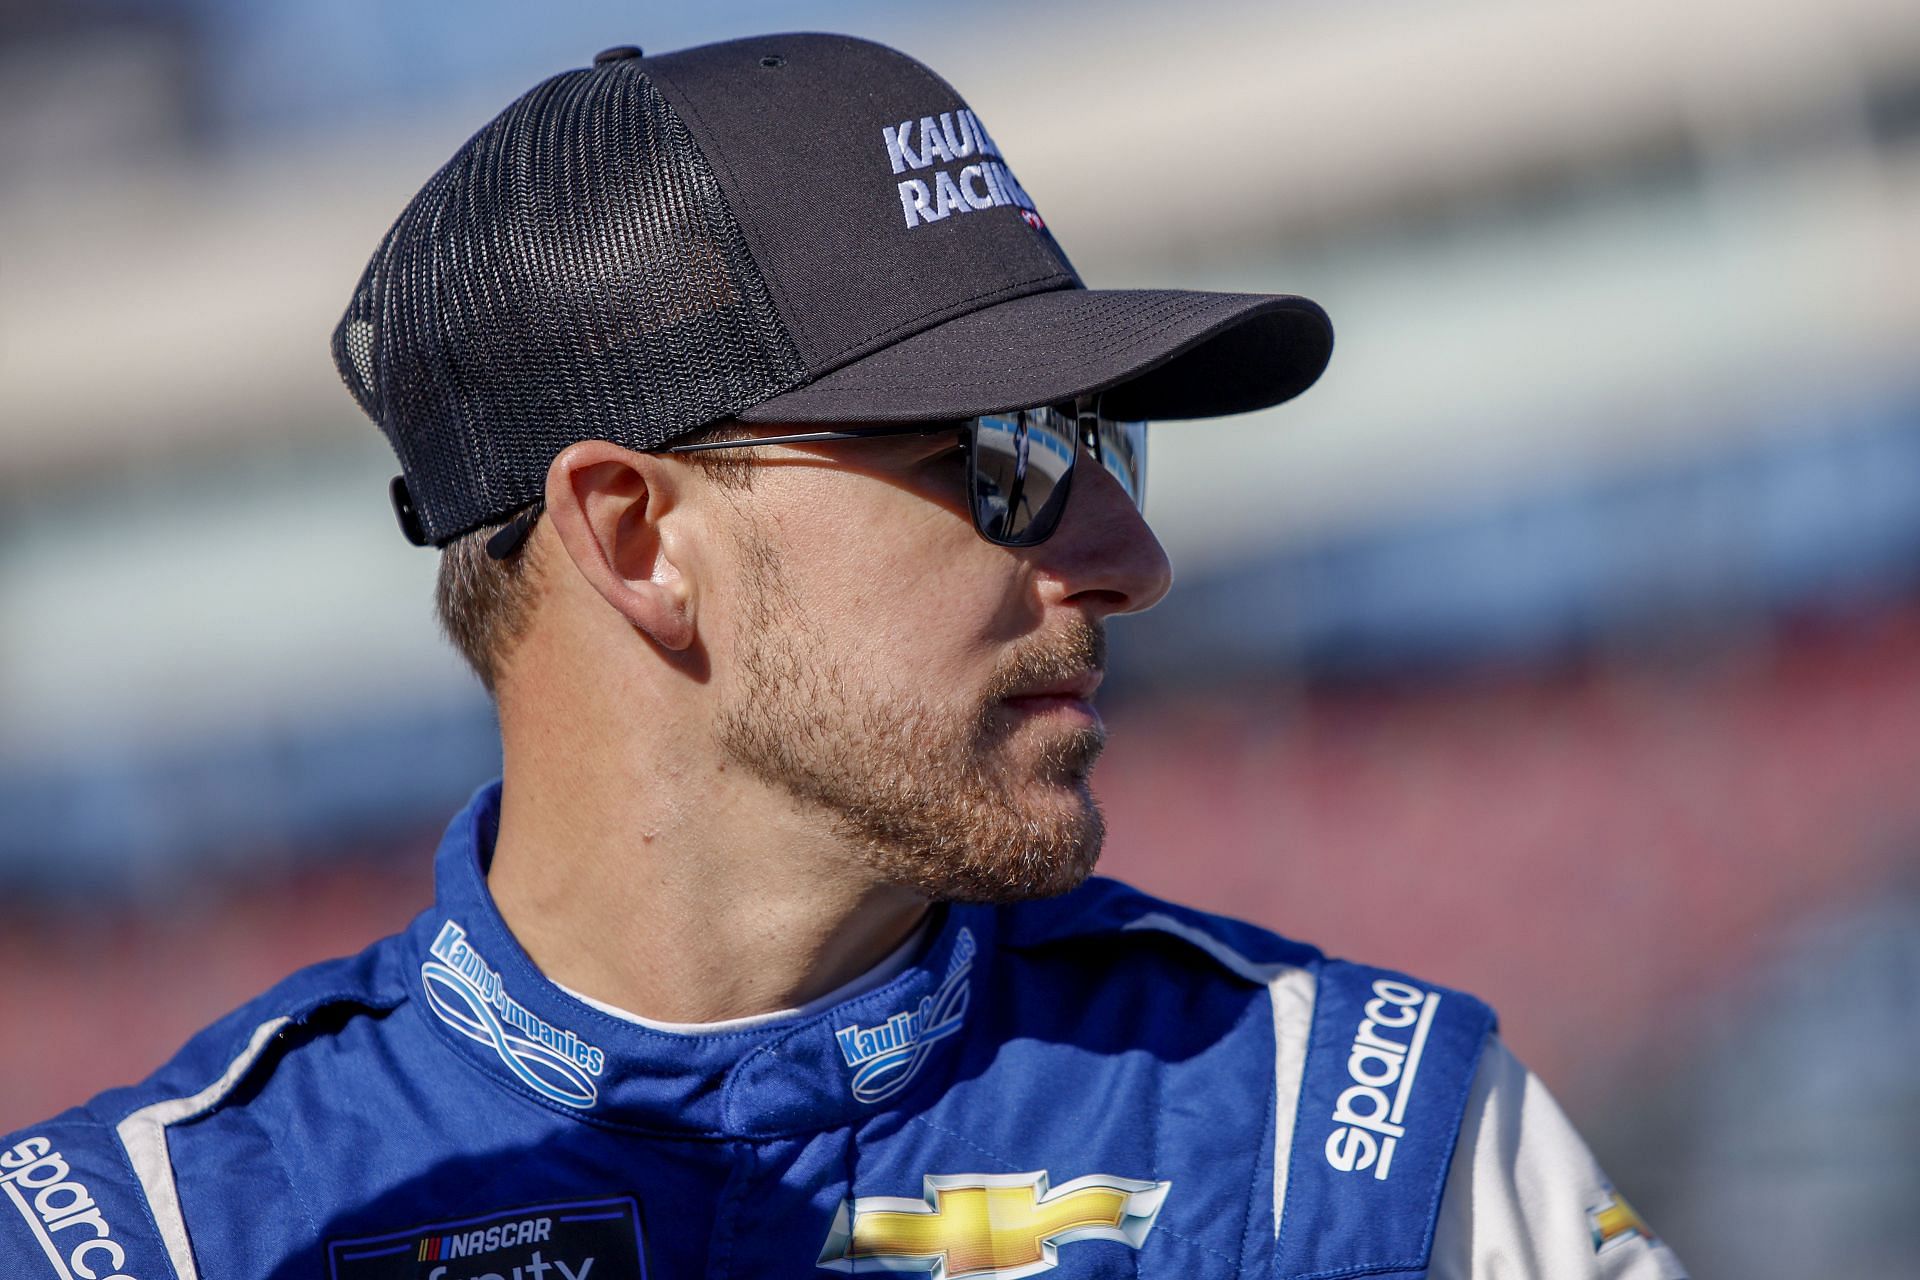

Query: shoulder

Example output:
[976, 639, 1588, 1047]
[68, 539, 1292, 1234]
[999, 874, 1323, 974]
[1008, 883, 1689, 1276]
[998, 881, 1525, 1275]
[1430, 1037, 1692, 1279]
[0, 932, 412, 1279]
[999, 876, 1501, 1131]
[1000, 875, 1492, 1015]
[997, 877, 1498, 1064]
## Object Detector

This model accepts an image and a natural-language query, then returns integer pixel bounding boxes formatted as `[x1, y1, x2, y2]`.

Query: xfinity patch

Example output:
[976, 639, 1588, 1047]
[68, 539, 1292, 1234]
[328, 1198, 645, 1280]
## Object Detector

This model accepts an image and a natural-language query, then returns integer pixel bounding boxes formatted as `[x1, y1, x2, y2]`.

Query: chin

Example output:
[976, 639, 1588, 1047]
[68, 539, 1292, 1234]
[910, 789, 1108, 906]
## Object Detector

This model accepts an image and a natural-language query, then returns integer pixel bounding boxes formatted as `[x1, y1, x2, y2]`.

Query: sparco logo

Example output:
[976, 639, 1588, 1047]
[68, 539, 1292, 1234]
[2, 1136, 140, 1280]
[1322, 979, 1442, 1182]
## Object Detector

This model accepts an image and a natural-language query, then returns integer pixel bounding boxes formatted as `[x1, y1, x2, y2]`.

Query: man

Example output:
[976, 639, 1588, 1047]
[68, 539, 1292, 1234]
[1, 34, 1685, 1280]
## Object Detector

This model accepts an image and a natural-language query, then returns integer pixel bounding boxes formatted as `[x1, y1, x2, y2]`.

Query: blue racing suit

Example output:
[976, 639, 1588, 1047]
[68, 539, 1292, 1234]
[1, 780, 1683, 1279]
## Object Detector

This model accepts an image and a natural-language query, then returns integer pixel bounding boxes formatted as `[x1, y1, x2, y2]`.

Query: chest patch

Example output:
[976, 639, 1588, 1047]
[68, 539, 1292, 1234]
[818, 1172, 1168, 1278]
[327, 1197, 646, 1280]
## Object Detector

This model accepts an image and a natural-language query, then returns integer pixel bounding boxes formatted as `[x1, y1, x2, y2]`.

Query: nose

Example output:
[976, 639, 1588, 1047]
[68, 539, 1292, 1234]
[1030, 444, 1174, 617]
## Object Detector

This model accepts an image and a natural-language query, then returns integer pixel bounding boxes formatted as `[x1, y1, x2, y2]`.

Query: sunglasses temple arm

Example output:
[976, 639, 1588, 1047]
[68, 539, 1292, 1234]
[662, 424, 943, 454]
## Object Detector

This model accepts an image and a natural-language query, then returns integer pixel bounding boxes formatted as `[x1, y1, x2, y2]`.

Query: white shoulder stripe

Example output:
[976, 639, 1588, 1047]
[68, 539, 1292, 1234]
[1121, 913, 1317, 1240]
[115, 1017, 290, 1280]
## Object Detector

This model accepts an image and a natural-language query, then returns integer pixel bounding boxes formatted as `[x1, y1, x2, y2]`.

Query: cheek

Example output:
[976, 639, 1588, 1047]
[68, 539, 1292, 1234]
[763, 473, 1025, 691]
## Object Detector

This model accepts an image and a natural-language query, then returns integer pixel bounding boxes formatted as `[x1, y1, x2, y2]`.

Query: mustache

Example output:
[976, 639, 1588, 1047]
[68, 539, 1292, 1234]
[984, 619, 1107, 703]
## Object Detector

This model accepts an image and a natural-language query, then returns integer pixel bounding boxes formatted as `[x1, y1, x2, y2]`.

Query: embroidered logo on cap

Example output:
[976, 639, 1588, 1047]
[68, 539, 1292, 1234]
[881, 112, 1044, 230]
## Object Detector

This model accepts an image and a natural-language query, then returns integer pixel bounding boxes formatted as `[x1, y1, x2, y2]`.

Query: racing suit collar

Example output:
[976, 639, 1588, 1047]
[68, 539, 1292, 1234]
[405, 779, 991, 1137]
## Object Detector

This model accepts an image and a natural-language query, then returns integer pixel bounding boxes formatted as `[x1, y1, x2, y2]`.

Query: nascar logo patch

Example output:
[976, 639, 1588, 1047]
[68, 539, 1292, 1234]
[327, 1197, 645, 1280]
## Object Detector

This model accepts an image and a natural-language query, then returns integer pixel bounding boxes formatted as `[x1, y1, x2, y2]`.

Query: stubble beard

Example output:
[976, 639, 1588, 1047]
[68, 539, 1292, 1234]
[713, 530, 1108, 904]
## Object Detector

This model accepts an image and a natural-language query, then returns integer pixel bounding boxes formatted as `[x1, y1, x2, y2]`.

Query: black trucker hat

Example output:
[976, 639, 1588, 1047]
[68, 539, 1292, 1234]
[333, 33, 1333, 547]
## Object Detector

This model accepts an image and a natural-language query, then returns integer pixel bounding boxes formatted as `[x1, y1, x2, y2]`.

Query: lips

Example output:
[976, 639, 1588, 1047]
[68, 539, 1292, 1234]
[1001, 671, 1104, 706]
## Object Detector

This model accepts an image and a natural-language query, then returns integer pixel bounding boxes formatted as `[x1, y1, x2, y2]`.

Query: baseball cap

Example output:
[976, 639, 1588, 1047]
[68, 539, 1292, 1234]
[333, 33, 1333, 547]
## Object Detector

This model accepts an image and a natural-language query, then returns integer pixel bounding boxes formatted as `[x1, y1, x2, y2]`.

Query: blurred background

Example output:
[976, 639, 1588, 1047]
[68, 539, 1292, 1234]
[3, 0, 1918, 1271]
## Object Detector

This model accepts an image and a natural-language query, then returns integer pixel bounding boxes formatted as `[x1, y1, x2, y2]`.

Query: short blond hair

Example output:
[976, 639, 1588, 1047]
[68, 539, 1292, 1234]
[433, 427, 757, 694]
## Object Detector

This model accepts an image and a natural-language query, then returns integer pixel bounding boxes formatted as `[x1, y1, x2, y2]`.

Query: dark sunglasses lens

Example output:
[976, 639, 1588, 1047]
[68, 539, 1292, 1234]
[969, 409, 1078, 545]
[1094, 416, 1148, 511]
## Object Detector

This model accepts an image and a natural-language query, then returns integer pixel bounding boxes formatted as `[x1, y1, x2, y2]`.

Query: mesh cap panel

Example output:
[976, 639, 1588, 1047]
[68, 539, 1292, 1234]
[332, 62, 806, 545]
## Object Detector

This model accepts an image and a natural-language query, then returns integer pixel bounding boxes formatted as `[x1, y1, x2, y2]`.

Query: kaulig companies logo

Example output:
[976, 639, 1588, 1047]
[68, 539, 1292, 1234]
[421, 921, 607, 1109]
[834, 928, 975, 1103]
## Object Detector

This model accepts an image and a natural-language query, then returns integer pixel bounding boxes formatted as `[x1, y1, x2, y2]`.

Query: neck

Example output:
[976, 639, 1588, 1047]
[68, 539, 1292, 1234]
[486, 738, 930, 1025]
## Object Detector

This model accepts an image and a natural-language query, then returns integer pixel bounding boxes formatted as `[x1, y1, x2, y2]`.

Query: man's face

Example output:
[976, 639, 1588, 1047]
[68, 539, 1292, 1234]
[703, 428, 1173, 903]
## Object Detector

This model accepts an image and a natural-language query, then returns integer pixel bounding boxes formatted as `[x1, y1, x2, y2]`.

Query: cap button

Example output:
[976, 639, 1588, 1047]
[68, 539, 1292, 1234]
[593, 45, 642, 65]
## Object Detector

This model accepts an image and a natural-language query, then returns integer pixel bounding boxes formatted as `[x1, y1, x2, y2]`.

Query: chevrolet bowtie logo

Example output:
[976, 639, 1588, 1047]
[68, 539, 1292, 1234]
[817, 1171, 1171, 1279]
[1588, 1189, 1652, 1252]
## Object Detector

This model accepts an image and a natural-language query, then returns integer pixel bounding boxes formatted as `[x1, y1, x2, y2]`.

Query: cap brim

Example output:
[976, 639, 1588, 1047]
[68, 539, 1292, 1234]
[734, 287, 1332, 425]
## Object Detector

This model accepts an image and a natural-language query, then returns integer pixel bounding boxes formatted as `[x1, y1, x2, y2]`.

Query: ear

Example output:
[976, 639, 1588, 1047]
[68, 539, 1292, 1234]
[542, 440, 696, 651]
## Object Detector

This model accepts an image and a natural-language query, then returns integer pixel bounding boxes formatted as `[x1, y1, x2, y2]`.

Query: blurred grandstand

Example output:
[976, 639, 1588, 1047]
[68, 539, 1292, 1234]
[3, 0, 1918, 1271]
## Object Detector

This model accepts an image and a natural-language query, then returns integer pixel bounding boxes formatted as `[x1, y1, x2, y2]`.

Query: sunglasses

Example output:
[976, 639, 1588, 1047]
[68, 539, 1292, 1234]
[485, 395, 1148, 560]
